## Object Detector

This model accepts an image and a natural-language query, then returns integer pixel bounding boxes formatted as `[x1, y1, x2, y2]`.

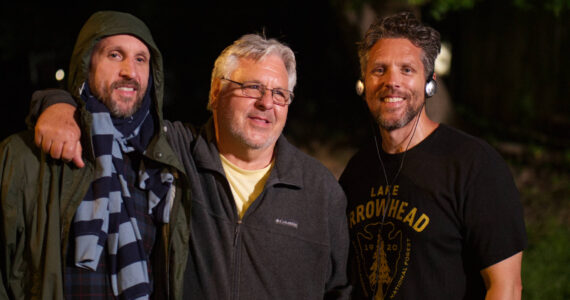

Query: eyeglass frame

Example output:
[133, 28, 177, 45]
[220, 77, 294, 106]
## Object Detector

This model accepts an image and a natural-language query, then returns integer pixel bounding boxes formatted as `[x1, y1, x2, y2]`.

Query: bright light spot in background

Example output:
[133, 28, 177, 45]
[435, 42, 452, 76]
[55, 69, 65, 81]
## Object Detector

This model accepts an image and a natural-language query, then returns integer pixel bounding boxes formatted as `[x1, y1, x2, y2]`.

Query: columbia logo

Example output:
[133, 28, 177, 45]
[275, 218, 298, 229]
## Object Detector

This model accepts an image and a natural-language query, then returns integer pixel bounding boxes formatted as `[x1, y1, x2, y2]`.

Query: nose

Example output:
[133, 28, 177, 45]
[384, 68, 401, 89]
[255, 88, 275, 110]
[119, 59, 136, 79]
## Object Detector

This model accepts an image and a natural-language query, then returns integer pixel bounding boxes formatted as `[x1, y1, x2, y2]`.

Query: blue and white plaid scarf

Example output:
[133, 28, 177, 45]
[72, 82, 173, 299]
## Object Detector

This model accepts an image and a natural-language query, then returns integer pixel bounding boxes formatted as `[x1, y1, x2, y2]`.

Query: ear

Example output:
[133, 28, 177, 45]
[210, 78, 222, 109]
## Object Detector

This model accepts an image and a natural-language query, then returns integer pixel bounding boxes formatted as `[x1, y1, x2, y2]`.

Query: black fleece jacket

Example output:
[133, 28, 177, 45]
[165, 119, 351, 300]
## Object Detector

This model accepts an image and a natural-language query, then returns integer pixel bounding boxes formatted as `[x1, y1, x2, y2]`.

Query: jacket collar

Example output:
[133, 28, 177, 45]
[193, 118, 303, 189]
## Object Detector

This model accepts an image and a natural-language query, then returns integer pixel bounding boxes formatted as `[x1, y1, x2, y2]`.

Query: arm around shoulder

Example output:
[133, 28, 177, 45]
[27, 89, 83, 168]
[26, 89, 76, 129]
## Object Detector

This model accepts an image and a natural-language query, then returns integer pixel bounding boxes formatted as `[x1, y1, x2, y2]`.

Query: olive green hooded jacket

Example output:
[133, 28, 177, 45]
[0, 11, 190, 299]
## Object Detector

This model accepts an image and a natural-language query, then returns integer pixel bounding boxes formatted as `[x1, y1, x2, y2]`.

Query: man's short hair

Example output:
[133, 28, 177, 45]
[358, 11, 441, 80]
[208, 34, 297, 110]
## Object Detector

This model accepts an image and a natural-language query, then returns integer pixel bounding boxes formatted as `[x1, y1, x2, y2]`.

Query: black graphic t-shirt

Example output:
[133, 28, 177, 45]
[339, 124, 527, 300]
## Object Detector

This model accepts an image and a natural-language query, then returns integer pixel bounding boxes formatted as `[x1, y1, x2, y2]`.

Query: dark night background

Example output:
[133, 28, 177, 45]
[0, 0, 365, 146]
[1, 1, 568, 155]
[1, 0, 569, 298]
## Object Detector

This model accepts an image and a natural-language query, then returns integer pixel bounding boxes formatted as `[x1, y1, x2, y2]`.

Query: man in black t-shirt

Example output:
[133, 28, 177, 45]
[340, 11, 526, 299]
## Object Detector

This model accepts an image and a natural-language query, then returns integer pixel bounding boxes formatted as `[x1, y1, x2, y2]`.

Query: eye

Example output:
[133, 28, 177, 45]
[136, 56, 147, 63]
[402, 66, 414, 74]
[243, 84, 262, 91]
[373, 67, 384, 74]
[273, 89, 286, 98]
[109, 51, 121, 60]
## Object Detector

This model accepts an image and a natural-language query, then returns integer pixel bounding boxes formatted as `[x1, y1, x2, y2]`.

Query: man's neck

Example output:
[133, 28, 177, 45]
[211, 117, 276, 170]
[219, 147, 275, 170]
[380, 114, 439, 154]
[216, 136, 276, 170]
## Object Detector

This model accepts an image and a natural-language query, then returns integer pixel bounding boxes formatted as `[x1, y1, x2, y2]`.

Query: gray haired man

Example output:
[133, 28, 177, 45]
[30, 33, 351, 299]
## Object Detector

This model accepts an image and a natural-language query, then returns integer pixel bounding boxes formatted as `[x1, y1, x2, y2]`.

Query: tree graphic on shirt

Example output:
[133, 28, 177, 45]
[369, 232, 391, 300]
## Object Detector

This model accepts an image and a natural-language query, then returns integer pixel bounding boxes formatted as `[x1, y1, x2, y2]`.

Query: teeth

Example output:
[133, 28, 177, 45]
[383, 97, 403, 103]
[118, 87, 134, 92]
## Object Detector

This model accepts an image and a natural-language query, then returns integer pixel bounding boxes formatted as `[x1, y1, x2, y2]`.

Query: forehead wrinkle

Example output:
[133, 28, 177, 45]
[232, 56, 288, 90]
[95, 36, 150, 56]
[369, 51, 422, 70]
[103, 45, 150, 57]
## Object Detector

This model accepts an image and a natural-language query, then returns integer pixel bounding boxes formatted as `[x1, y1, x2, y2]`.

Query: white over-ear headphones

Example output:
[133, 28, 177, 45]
[425, 72, 437, 98]
[355, 74, 437, 98]
[355, 80, 364, 96]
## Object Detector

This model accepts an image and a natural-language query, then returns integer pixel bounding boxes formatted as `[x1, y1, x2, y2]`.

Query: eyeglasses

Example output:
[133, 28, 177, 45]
[221, 77, 294, 106]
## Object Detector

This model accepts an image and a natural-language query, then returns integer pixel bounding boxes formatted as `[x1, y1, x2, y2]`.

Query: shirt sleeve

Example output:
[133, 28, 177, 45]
[462, 144, 527, 269]
[26, 89, 76, 130]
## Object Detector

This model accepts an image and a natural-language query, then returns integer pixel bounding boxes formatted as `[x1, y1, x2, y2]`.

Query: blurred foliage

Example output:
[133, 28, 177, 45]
[417, 0, 570, 19]
[333, 0, 570, 19]
[508, 158, 570, 299]
[400, 0, 567, 19]
[522, 218, 570, 299]
[410, 0, 477, 19]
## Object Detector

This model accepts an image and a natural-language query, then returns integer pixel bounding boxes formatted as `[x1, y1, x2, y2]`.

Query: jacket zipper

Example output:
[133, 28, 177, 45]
[231, 219, 243, 300]
[233, 220, 242, 246]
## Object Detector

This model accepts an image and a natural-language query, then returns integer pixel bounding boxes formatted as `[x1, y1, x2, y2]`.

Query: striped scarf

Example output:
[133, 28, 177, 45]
[72, 81, 173, 299]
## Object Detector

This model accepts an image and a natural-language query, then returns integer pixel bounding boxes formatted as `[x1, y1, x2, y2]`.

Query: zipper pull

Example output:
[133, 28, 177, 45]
[233, 220, 242, 246]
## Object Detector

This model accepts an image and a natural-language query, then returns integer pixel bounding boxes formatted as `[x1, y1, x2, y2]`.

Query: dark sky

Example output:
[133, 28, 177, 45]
[0, 1, 365, 145]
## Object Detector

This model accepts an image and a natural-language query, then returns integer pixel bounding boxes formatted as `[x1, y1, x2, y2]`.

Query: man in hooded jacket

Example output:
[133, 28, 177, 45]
[0, 11, 190, 299]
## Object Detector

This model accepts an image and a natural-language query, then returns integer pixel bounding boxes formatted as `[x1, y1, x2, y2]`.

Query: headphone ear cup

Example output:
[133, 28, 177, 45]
[425, 79, 437, 98]
[356, 80, 364, 96]
[358, 78, 437, 97]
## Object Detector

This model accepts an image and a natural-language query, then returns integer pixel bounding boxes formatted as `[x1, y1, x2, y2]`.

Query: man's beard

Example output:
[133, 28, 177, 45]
[227, 115, 281, 151]
[91, 79, 145, 118]
[230, 126, 280, 150]
[375, 102, 422, 132]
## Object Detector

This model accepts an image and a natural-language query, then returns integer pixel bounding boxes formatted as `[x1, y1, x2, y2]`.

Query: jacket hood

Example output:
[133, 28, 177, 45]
[68, 10, 164, 116]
